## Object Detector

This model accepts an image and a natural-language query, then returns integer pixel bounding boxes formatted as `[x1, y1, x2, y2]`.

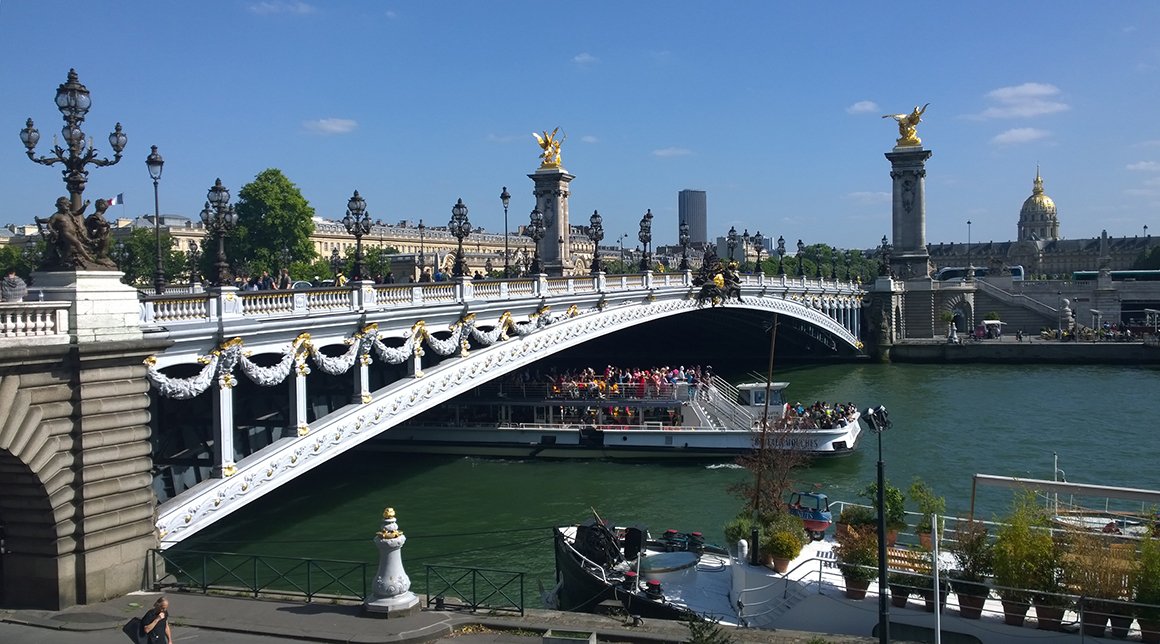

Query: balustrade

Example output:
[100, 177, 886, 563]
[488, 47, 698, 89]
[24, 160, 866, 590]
[0, 302, 69, 342]
[152, 296, 211, 323]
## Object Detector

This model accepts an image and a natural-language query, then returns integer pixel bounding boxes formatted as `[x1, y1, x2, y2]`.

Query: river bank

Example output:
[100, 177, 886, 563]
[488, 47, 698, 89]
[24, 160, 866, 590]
[887, 337, 1160, 364]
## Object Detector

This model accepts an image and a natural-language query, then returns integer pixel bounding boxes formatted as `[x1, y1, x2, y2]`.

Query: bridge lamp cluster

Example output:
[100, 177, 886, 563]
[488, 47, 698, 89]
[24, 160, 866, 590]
[637, 209, 654, 271]
[525, 208, 545, 274]
[587, 210, 604, 274]
[341, 190, 372, 280]
[200, 179, 238, 287]
[449, 198, 471, 278]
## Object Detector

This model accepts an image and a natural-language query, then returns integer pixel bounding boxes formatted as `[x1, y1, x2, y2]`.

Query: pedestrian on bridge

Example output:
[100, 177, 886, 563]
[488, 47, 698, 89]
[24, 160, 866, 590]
[140, 596, 173, 643]
[2, 268, 27, 302]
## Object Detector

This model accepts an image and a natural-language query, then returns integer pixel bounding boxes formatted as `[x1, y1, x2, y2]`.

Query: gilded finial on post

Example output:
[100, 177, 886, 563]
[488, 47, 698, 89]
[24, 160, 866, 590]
[882, 103, 929, 147]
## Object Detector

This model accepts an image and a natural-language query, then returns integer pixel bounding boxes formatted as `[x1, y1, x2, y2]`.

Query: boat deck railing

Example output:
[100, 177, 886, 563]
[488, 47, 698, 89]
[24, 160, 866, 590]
[461, 380, 700, 405]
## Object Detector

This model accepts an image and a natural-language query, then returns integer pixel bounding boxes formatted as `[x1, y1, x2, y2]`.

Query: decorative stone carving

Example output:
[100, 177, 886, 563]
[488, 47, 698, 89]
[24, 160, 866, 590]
[364, 507, 420, 617]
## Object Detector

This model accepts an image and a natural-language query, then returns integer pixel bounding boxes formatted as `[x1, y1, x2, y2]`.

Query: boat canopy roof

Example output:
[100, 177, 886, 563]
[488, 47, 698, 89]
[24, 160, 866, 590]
[736, 382, 790, 391]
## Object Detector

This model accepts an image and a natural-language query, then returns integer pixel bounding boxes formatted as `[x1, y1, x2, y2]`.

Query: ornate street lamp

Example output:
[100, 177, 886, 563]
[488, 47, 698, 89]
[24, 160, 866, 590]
[200, 178, 238, 287]
[20, 68, 127, 270]
[587, 210, 604, 274]
[863, 405, 893, 644]
[726, 226, 738, 262]
[678, 219, 691, 271]
[967, 219, 973, 270]
[341, 190, 371, 280]
[146, 145, 166, 294]
[742, 229, 750, 271]
[417, 219, 426, 271]
[752, 231, 764, 275]
[330, 247, 342, 279]
[776, 235, 786, 276]
[449, 198, 471, 278]
[188, 240, 201, 286]
[525, 207, 546, 274]
[500, 186, 511, 277]
[637, 209, 653, 271]
[796, 239, 805, 277]
[112, 241, 129, 272]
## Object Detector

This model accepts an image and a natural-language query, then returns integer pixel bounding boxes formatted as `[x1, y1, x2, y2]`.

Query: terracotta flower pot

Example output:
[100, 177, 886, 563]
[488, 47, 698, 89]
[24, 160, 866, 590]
[1034, 603, 1065, 631]
[770, 556, 790, 574]
[918, 531, 932, 550]
[921, 588, 948, 613]
[1001, 599, 1028, 627]
[844, 576, 870, 600]
[958, 592, 986, 619]
[890, 585, 911, 608]
[886, 528, 898, 547]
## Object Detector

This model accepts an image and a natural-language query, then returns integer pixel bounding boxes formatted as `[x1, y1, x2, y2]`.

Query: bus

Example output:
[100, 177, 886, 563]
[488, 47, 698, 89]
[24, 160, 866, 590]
[1072, 270, 1160, 282]
[935, 265, 1024, 281]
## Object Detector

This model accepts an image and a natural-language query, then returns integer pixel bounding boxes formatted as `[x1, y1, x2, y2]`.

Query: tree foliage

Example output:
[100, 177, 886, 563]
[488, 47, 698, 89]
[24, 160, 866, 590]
[231, 169, 316, 274]
[114, 228, 189, 288]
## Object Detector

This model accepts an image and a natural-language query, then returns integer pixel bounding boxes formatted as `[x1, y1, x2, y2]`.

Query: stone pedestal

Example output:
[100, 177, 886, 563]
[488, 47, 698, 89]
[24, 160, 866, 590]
[528, 168, 575, 277]
[364, 508, 420, 618]
[885, 147, 934, 280]
[30, 270, 143, 343]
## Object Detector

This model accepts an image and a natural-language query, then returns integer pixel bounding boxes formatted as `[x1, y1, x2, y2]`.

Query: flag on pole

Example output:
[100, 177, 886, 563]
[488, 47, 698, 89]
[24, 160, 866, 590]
[109, 193, 124, 206]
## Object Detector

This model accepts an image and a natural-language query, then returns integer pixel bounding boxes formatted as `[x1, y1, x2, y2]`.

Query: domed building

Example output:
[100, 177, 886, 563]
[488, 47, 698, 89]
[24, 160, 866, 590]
[1017, 167, 1059, 242]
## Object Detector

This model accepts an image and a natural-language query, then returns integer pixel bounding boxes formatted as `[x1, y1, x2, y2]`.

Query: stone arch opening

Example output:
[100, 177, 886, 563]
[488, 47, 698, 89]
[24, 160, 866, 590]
[0, 448, 57, 608]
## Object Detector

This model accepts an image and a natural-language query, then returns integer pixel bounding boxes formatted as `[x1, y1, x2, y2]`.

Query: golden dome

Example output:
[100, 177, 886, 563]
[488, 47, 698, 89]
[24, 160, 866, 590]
[1020, 167, 1056, 219]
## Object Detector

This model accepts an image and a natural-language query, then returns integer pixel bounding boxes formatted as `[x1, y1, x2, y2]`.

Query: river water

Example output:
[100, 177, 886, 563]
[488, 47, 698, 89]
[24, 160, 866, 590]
[177, 361, 1160, 602]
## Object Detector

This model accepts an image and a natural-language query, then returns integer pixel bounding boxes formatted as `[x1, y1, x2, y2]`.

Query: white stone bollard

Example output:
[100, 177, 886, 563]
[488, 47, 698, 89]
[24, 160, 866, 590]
[363, 507, 420, 617]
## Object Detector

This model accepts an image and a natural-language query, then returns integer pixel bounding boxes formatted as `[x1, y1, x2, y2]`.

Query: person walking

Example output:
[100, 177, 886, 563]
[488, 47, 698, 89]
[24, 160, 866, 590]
[141, 596, 173, 643]
[2, 268, 28, 302]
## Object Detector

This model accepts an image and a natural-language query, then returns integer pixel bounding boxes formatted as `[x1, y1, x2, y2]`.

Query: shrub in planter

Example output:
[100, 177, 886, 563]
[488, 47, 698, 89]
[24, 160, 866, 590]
[722, 513, 756, 553]
[909, 477, 946, 549]
[860, 481, 906, 538]
[835, 505, 875, 542]
[888, 571, 920, 608]
[835, 527, 879, 600]
[947, 519, 993, 619]
[1135, 528, 1160, 643]
[993, 492, 1052, 626]
[1064, 528, 1137, 638]
[763, 530, 803, 573]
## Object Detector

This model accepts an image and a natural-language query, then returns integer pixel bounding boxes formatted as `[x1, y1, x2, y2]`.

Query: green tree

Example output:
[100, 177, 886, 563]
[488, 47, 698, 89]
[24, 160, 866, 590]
[232, 169, 316, 275]
[118, 228, 187, 288]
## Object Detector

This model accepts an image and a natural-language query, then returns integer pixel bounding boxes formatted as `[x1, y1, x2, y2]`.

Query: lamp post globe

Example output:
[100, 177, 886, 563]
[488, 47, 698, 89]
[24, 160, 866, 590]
[449, 198, 471, 278]
[776, 235, 786, 275]
[587, 210, 604, 274]
[678, 220, 691, 271]
[146, 145, 166, 294]
[341, 190, 370, 280]
[796, 239, 805, 276]
[526, 208, 546, 274]
[500, 186, 511, 277]
[726, 226, 738, 262]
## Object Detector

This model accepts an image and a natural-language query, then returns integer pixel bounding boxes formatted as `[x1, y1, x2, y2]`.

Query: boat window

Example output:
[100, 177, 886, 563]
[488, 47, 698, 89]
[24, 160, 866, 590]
[752, 390, 766, 405]
[738, 391, 752, 406]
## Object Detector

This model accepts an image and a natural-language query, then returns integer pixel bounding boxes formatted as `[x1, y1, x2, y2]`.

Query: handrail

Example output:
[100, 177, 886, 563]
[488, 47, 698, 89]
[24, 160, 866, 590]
[148, 548, 369, 601]
[424, 564, 525, 615]
[975, 279, 1058, 318]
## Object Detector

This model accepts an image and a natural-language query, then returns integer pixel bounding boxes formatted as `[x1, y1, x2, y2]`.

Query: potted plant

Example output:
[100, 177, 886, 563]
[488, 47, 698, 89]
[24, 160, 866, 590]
[860, 481, 906, 546]
[722, 512, 757, 557]
[888, 570, 919, 608]
[947, 519, 993, 620]
[1029, 531, 1070, 632]
[992, 492, 1049, 626]
[834, 504, 874, 542]
[1134, 528, 1160, 643]
[760, 512, 808, 573]
[1064, 529, 1136, 638]
[834, 527, 878, 600]
[909, 478, 946, 550]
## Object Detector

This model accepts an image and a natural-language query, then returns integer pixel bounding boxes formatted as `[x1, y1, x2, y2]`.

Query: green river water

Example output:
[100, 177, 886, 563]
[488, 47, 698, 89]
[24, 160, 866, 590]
[177, 362, 1160, 602]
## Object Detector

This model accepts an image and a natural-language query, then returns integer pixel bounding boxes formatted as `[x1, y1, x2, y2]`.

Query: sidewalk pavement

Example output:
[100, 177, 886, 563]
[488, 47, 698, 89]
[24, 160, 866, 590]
[1, 591, 876, 643]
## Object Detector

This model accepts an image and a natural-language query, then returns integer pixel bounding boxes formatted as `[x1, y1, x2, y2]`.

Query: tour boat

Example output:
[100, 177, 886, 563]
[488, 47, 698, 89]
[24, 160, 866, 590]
[369, 377, 862, 460]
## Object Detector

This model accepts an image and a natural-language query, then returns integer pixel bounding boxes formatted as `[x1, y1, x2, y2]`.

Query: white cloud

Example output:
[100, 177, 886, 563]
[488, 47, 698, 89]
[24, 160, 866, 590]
[845, 191, 891, 204]
[1126, 161, 1160, 171]
[991, 127, 1050, 145]
[652, 147, 692, 158]
[846, 100, 879, 115]
[572, 52, 598, 65]
[303, 118, 357, 134]
[581, 135, 599, 144]
[485, 133, 522, 143]
[249, 1, 315, 15]
[385, 10, 397, 19]
[974, 82, 1069, 119]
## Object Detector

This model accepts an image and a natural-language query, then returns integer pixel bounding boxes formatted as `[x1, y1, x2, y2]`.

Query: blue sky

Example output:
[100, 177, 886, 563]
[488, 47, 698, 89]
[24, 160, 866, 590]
[2, 1, 1159, 250]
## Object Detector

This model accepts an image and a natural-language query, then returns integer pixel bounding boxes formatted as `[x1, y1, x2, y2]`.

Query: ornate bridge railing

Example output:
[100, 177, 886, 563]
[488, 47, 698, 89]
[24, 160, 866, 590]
[0, 301, 70, 345]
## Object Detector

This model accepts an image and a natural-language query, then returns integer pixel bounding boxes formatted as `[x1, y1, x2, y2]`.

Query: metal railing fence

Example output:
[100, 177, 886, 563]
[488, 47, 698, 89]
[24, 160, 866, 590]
[424, 564, 525, 615]
[148, 549, 369, 602]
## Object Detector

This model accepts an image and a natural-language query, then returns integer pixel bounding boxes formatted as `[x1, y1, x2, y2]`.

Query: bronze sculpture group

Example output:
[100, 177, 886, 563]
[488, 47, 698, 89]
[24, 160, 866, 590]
[35, 196, 117, 271]
[692, 249, 742, 307]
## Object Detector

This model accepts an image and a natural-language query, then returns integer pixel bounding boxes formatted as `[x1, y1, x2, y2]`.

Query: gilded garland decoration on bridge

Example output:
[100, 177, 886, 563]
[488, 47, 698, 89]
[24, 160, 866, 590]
[143, 306, 581, 399]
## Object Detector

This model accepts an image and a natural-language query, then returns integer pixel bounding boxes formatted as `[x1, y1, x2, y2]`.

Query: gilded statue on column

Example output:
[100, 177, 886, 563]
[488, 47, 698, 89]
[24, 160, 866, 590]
[883, 103, 929, 147]
[533, 127, 565, 169]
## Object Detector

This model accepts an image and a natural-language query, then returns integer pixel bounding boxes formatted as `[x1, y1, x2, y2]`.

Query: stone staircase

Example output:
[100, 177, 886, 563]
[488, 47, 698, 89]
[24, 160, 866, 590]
[973, 280, 1057, 334]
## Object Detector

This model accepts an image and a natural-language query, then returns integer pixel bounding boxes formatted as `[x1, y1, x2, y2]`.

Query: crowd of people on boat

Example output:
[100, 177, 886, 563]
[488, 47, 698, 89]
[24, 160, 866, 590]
[502, 365, 715, 401]
[774, 401, 859, 430]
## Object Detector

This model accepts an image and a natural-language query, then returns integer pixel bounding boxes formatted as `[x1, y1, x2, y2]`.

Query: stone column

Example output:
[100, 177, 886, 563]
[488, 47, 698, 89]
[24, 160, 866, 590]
[885, 146, 934, 280]
[528, 168, 575, 276]
[289, 364, 309, 437]
[212, 378, 236, 477]
[364, 507, 420, 617]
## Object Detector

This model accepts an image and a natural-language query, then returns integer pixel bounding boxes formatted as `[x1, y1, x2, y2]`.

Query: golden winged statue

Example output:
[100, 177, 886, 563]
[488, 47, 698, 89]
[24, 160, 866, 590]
[883, 103, 929, 147]
[533, 127, 565, 169]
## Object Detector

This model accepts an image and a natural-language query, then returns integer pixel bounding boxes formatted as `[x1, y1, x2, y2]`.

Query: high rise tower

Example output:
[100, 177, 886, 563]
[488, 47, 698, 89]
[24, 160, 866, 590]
[678, 190, 707, 245]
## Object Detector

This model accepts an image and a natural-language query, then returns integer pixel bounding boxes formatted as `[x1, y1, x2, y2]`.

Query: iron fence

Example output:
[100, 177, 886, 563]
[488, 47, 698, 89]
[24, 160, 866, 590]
[424, 564, 525, 615]
[148, 549, 369, 602]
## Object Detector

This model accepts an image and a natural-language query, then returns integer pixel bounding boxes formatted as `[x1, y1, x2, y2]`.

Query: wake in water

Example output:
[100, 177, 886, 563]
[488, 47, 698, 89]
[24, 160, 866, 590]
[705, 463, 744, 470]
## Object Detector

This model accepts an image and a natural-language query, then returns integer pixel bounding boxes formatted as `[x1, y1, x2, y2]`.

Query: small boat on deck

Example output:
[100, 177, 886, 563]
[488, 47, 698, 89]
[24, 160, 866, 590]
[370, 376, 862, 460]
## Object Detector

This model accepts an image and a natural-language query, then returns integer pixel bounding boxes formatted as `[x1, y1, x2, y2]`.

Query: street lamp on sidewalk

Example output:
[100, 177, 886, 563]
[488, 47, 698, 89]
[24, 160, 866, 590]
[863, 405, 893, 644]
[500, 186, 511, 277]
[146, 145, 166, 294]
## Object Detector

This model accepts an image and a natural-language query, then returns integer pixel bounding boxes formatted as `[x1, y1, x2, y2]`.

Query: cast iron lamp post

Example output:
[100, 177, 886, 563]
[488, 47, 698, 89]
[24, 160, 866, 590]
[330, 247, 342, 279]
[500, 186, 511, 277]
[742, 229, 750, 271]
[727, 226, 738, 262]
[776, 235, 786, 275]
[188, 240, 201, 287]
[637, 209, 653, 271]
[863, 405, 893, 644]
[200, 179, 238, 287]
[752, 231, 764, 275]
[967, 219, 972, 269]
[526, 208, 546, 274]
[449, 198, 471, 278]
[146, 145, 166, 294]
[587, 210, 604, 274]
[20, 69, 127, 268]
[112, 241, 128, 272]
[796, 239, 805, 277]
[678, 220, 690, 271]
[417, 219, 426, 273]
[880, 235, 892, 276]
[341, 190, 371, 280]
